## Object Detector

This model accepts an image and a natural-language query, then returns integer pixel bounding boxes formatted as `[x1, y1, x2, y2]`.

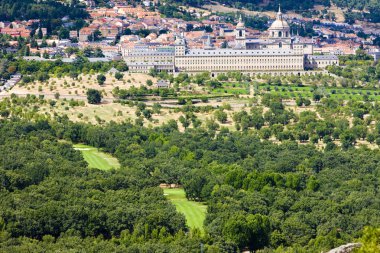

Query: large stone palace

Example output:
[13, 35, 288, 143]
[122, 7, 339, 75]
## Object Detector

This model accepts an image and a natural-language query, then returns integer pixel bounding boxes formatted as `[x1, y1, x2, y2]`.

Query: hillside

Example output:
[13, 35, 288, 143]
[173, 0, 380, 22]
[0, 117, 379, 252]
[0, 0, 88, 21]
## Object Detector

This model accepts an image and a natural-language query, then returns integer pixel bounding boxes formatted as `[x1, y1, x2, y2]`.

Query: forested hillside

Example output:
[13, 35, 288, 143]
[0, 117, 378, 252]
[169, 0, 329, 11]
[172, 0, 380, 22]
[0, 120, 197, 252]
[0, 0, 88, 21]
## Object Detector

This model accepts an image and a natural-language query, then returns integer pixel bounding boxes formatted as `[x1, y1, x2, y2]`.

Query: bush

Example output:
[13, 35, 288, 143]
[178, 98, 186, 105]
[303, 99, 311, 106]
[201, 97, 208, 103]
[296, 98, 303, 107]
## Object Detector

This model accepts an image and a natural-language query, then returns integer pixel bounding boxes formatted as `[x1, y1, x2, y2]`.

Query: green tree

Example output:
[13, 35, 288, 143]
[115, 72, 124, 80]
[37, 27, 43, 39]
[146, 79, 153, 86]
[97, 74, 106, 85]
[86, 89, 102, 104]
[214, 110, 228, 123]
[354, 227, 380, 253]
[42, 51, 49, 59]
[179, 115, 190, 129]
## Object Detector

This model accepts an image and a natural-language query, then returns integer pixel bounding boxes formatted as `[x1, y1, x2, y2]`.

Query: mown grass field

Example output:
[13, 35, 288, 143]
[259, 85, 380, 101]
[73, 144, 120, 170]
[164, 188, 207, 231]
[212, 82, 250, 95]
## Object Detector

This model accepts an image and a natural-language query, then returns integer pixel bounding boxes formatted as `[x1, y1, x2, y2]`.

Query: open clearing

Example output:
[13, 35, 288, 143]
[73, 144, 120, 170]
[164, 188, 207, 231]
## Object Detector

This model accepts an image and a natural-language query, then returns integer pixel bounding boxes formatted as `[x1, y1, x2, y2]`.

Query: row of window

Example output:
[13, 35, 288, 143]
[176, 57, 303, 65]
[126, 57, 174, 62]
[181, 64, 303, 71]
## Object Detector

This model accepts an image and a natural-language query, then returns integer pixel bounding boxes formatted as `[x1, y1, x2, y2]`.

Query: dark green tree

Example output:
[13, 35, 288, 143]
[86, 89, 102, 104]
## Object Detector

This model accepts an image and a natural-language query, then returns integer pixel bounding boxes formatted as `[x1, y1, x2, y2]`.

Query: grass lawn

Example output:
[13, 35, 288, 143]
[212, 83, 250, 95]
[164, 188, 207, 231]
[259, 84, 380, 101]
[73, 144, 120, 170]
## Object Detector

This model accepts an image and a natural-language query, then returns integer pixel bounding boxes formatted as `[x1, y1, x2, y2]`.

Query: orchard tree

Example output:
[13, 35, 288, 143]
[296, 97, 303, 107]
[179, 115, 190, 129]
[303, 98, 311, 106]
[115, 72, 124, 80]
[87, 89, 102, 104]
[214, 110, 228, 123]
[97, 74, 106, 85]
[146, 79, 153, 86]
[115, 61, 129, 72]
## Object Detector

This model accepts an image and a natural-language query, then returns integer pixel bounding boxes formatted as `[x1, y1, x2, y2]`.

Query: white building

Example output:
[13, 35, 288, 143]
[122, 6, 338, 75]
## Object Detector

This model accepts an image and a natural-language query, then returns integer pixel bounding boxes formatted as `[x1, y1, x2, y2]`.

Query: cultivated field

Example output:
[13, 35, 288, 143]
[164, 188, 207, 231]
[6, 72, 157, 100]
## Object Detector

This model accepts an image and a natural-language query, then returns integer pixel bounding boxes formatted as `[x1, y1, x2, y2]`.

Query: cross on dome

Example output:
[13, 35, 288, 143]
[277, 4, 283, 20]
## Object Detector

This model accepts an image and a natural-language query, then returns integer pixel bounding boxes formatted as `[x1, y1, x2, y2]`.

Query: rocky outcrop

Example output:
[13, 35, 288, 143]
[327, 243, 362, 253]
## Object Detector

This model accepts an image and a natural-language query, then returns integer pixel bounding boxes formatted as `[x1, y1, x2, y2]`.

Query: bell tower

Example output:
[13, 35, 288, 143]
[175, 34, 186, 56]
[235, 15, 246, 49]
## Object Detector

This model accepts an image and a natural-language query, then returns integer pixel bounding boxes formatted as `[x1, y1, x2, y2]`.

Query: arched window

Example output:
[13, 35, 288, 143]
[286, 31, 289, 37]
[278, 31, 282, 37]
[239, 30, 243, 37]
[279, 42, 282, 48]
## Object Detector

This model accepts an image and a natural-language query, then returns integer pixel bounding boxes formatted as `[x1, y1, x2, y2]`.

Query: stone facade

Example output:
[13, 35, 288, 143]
[122, 6, 339, 74]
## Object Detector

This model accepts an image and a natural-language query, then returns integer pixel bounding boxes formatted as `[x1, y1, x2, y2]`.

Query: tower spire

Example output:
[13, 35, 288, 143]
[276, 3, 283, 20]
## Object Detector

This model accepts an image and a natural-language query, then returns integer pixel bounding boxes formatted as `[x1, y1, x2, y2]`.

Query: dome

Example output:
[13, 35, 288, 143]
[236, 21, 245, 29]
[268, 4, 290, 31]
[269, 19, 290, 30]
[267, 5, 291, 39]
[236, 15, 245, 29]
